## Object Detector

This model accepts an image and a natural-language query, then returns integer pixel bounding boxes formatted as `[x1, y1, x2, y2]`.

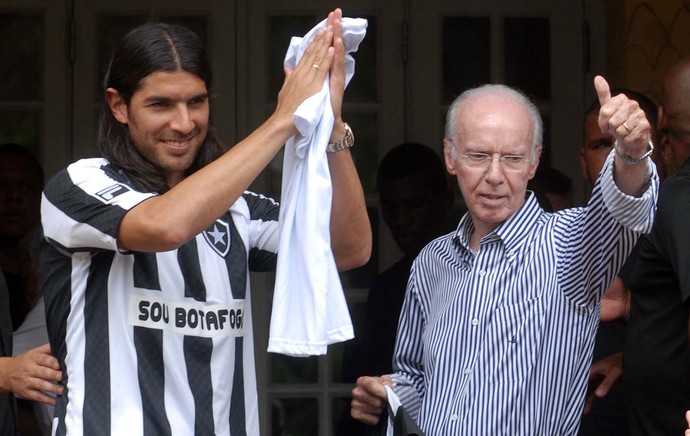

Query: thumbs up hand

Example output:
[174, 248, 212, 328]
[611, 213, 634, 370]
[594, 75, 651, 161]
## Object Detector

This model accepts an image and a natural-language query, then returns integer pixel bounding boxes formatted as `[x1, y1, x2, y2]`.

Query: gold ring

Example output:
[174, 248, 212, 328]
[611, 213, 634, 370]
[622, 122, 632, 133]
[311, 64, 320, 69]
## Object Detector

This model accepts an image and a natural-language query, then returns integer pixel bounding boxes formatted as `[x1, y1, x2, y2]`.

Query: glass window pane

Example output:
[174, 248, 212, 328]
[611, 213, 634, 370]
[97, 15, 149, 99]
[271, 397, 318, 436]
[332, 297, 368, 383]
[270, 354, 318, 383]
[268, 15, 319, 102]
[442, 17, 490, 104]
[504, 17, 551, 101]
[346, 15, 377, 103]
[333, 396, 364, 436]
[0, 13, 43, 101]
[0, 110, 42, 156]
[345, 112, 378, 193]
[267, 14, 376, 102]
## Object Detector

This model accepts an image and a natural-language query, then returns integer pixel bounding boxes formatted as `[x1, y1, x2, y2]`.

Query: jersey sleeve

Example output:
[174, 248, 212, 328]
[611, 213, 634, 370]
[241, 191, 280, 271]
[41, 159, 155, 253]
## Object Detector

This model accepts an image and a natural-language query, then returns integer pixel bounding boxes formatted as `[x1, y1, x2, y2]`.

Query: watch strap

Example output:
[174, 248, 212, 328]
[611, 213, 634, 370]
[614, 139, 654, 164]
[327, 123, 354, 153]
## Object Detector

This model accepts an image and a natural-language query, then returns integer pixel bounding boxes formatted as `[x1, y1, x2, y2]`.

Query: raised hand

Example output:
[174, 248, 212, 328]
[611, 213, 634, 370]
[594, 75, 651, 160]
[276, 9, 343, 125]
[328, 8, 345, 124]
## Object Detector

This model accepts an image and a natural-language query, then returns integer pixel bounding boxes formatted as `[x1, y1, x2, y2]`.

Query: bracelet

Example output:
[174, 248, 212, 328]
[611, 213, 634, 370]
[614, 139, 654, 164]
[327, 123, 354, 153]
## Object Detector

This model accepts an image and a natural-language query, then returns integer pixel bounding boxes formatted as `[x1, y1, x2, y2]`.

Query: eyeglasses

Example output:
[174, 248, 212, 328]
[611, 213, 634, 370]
[459, 152, 531, 172]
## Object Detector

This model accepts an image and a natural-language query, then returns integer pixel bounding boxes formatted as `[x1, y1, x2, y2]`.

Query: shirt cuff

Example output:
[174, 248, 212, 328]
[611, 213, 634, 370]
[390, 372, 422, 420]
[599, 148, 658, 234]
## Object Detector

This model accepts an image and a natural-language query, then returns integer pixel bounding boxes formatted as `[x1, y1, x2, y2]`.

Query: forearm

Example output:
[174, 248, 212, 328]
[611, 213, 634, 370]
[328, 146, 371, 270]
[119, 113, 295, 252]
[612, 153, 652, 196]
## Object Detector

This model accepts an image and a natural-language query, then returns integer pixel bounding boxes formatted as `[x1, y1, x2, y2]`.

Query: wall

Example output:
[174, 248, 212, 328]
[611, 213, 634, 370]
[607, 0, 690, 103]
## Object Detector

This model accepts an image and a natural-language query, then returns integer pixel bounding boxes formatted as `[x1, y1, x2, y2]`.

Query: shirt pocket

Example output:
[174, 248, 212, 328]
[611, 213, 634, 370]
[484, 295, 544, 384]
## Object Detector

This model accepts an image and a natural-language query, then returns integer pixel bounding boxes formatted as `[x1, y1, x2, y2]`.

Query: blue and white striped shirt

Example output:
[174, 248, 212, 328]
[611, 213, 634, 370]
[391, 151, 658, 435]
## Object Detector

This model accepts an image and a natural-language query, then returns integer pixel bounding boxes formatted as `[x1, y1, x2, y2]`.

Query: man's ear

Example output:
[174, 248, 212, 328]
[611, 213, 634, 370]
[657, 105, 665, 132]
[106, 88, 129, 124]
[527, 146, 542, 179]
[657, 106, 673, 170]
[443, 139, 457, 175]
[660, 136, 673, 169]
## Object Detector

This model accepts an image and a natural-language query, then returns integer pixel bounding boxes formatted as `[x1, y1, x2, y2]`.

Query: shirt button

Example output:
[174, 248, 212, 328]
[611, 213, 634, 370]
[471, 318, 479, 326]
[464, 368, 471, 375]
[450, 414, 458, 422]
[478, 269, 486, 276]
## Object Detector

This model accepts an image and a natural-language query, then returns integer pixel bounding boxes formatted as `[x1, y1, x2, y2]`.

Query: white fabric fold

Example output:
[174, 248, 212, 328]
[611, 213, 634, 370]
[267, 17, 368, 356]
[384, 385, 402, 436]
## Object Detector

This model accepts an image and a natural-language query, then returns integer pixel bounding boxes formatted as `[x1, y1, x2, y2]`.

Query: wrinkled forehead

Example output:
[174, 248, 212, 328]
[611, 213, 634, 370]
[455, 96, 534, 144]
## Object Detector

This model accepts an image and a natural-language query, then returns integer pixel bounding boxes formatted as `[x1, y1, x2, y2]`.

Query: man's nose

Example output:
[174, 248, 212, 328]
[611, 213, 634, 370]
[484, 156, 507, 182]
[170, 105, 195, 133]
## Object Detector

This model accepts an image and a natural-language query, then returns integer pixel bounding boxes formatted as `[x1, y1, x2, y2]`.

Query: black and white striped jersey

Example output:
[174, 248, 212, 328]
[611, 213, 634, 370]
[40, 158, 280, 436]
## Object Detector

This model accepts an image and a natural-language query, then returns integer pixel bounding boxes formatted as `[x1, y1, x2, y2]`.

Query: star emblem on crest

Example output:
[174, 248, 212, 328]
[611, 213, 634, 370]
[208, 225, 226, 245]
[202, 219, 231, 257]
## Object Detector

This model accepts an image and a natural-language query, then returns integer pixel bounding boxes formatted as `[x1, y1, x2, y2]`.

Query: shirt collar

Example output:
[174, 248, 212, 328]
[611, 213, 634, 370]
[453, 191, 545, 254]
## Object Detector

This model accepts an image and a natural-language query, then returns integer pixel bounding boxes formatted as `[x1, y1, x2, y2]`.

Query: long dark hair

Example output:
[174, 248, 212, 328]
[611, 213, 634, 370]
[98, 22, 226, 193]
